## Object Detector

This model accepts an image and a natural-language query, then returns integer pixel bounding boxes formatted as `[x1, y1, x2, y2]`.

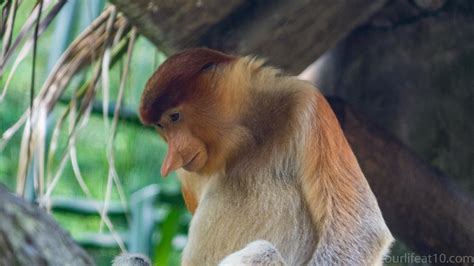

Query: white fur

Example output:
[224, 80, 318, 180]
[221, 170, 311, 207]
[219, 240, 286, 265]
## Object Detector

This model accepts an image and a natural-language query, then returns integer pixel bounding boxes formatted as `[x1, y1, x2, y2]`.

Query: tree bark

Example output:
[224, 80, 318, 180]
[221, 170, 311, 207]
[109, 0, 388, 74]
[327, 97, 474, 259]
[0, 185, 94, 265]
[314, 1, 474, 192]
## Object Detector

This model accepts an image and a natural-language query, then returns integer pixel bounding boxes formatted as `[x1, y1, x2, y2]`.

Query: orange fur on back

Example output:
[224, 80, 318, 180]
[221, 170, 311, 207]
[298, 88, 392, 265]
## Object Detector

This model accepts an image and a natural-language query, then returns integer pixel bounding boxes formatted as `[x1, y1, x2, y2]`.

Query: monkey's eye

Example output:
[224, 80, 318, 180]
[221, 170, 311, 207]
[170, 112, 181, 123]
[156, 123, 163, 129]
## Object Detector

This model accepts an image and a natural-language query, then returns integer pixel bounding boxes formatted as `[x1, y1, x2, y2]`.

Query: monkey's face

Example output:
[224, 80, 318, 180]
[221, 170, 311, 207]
[139, 48, 238, 177]
[155, 107, 208, 177]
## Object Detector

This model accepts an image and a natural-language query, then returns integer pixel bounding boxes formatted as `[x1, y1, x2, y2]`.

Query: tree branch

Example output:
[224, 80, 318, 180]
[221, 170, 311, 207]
[0, 185, 94, 265]
[109, 0, 389, 74]
[327, 97, 474, 258]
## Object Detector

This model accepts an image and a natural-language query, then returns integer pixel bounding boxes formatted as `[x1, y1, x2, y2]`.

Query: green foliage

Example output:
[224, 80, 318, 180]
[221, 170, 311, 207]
[153, 207, 181, 266]
[0, 1, 187, 265]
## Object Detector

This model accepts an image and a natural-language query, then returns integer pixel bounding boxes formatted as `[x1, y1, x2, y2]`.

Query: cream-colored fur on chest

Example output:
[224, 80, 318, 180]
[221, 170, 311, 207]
[178, 167, 317, 266]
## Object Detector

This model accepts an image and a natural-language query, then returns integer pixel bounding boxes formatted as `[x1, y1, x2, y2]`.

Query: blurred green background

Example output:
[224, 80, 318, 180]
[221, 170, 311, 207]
[2, 1, 463, 265]
[0, 1, 190, 265]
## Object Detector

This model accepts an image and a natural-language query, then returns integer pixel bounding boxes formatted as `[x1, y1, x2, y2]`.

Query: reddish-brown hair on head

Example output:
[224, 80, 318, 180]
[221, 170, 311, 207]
[139, 47, 235, 125]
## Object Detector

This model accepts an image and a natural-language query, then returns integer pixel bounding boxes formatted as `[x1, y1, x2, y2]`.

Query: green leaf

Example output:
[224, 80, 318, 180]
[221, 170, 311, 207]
[153, 207, 181, 266]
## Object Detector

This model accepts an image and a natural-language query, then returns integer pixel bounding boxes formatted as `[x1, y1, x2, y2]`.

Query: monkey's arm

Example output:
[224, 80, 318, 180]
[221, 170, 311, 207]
[219, 240, 286, 266]
[300, 90, 393, 265]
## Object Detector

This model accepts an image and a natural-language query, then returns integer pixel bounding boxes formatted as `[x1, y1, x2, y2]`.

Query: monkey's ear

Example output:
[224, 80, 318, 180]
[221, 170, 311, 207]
[200, 62, 216, 72]
[175, 47, 235, 75]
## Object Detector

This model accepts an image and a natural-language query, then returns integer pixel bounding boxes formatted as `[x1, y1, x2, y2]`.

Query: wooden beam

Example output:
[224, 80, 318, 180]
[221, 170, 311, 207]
[110, 0, 389, 73]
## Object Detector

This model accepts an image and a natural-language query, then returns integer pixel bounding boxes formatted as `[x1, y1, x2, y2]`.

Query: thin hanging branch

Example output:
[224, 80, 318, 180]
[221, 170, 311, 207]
[17, 0, 43, 196]
[0, 6, 129, 153]
[100, 6, 117, 131]
[0, 0, 67, 102]
[41, 15, 124, 201]
[100, 27, 137, 232]
[29, 0, 43, 191]
[45, 34, 131, 183]
[1, 0, 19, 61]
[0, 1, 12, 36]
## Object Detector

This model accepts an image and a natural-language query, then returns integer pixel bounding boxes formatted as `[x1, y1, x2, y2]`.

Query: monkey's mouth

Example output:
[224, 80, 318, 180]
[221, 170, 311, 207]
[183, 152, 200, 171]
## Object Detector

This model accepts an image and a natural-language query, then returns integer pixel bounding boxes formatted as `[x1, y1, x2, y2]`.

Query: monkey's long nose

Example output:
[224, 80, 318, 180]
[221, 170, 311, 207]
[161, 143, 184, 177]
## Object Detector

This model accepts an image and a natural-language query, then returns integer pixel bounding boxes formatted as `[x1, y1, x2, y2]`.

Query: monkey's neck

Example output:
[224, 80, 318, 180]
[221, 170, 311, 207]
[212, 57, 304, 173]
[223, 88, 303, 176]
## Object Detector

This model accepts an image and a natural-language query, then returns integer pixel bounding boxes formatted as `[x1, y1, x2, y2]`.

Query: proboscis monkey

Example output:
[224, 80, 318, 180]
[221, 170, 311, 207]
[139, 48, 393, 265]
